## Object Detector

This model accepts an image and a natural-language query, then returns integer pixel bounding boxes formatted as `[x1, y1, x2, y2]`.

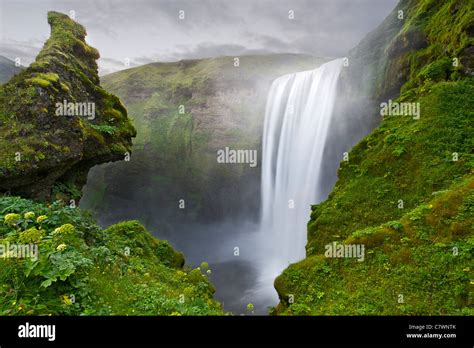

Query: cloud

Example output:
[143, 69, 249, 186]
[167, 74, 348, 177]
[0, 0, 399, 74]
[161, 43, 266, 61]
[0, 40, 42, 67]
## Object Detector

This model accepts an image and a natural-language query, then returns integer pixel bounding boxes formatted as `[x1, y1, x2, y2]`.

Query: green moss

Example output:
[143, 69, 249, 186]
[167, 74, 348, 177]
[0, 11, 136, 200]
[398, 0, 474, 99]
[60, 82, 70, 92]
[418, 57, 453, 80]
[27, 77, 51, 88]
[155, 240, 185, 268]
[103, 220, 184, 268]
[26, 73, 60, 89]
[90, 124, 117, 136]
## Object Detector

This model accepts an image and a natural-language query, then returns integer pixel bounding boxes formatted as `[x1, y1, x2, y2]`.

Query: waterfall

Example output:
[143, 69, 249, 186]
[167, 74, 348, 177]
[255, 59, 343, 302]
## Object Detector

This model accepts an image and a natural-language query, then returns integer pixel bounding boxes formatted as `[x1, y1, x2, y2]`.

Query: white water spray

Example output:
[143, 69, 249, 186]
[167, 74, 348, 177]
[255, 59, 343, 304]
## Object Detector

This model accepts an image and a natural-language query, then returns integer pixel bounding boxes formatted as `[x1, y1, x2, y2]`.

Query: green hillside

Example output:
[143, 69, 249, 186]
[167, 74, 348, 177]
[274, 0, 474, 315]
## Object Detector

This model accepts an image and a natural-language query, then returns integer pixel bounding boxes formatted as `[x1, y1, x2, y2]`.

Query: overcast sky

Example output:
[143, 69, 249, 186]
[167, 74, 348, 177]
[0, 0, 398, 75]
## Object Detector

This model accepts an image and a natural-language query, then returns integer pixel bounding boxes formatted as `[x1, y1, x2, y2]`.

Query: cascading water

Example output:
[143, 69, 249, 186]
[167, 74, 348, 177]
[254, 59, 343, 305]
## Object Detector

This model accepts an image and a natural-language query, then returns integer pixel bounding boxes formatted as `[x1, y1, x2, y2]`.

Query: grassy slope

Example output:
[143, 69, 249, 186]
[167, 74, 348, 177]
[0, 196, 222, 315]
[274, 0, 474, 315]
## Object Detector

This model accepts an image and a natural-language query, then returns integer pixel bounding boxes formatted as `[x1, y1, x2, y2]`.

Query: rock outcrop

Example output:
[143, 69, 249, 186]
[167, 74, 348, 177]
[0, 12, 136, 201]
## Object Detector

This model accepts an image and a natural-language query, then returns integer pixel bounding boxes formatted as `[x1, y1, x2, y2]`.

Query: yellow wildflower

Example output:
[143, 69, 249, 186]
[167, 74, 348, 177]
[53, 224, 75, 235]
[19, 227, 43, 243]
[62, 295, 73, 306]
[24, 211, 35, 219]
[36, 215, 48, 223]
[4, 213, 20, 225]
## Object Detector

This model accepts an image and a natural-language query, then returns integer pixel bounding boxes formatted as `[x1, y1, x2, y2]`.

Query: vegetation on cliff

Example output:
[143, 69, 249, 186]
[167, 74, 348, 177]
[275, 0, 473, 315]
[0, 12, 136, 201]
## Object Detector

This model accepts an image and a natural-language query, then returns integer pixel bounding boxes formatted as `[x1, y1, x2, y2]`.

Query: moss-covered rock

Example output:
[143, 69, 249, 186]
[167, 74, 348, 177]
[103, 220, 185, 268]
[0, 12, 136, 201]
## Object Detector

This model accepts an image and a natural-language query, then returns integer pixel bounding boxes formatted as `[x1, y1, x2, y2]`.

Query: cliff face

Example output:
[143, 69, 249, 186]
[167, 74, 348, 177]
[81, 54, 326, 230]
[0, 12, 136, 201]
[275, 0, 473, 315]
